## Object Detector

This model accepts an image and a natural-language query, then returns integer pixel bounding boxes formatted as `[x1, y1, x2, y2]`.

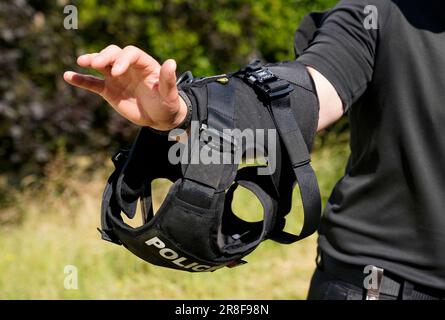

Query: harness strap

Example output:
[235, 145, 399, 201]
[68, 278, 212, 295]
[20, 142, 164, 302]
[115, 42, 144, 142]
[99, 150, 129, 245]
[238, 61, 321, 243]
[219, 166, 278, 255]
[267, 94, 321, 243]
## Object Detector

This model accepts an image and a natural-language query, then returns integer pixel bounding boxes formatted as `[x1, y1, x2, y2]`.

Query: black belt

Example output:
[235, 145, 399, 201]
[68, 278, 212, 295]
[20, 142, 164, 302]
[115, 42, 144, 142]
[318, 252, 445, 300]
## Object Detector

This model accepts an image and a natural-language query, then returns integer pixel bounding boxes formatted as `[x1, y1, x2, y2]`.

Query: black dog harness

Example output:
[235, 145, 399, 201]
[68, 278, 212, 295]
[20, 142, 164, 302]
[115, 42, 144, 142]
[99, 60, 321, 272]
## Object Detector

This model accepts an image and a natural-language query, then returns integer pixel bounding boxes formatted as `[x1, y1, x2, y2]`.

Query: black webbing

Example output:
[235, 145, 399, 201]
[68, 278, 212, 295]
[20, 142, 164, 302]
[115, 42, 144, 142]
[99, 152, 128, 245]
[220, 166, 277, 255]
[268, 94, 321, 243]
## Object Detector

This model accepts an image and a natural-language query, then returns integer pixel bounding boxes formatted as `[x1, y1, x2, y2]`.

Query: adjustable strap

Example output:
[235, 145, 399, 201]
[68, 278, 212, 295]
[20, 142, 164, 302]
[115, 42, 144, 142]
[238, 62, 321, 243]
[267, 95, 321, 243]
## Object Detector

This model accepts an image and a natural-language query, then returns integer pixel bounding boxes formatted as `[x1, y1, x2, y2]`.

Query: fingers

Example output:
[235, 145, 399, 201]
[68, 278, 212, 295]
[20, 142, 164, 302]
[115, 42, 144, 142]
[158, 59, 179, 103]
[63, 71, 105, 95]
[112, 45, 161, 77]
[76, 45, 122, 72]
[76, 53, 98, 68]
[76, 45, 161, 78]
[92, 45, 122, 69]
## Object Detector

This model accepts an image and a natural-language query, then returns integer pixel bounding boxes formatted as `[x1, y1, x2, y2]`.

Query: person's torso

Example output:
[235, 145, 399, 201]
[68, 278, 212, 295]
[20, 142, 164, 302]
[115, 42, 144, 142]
[320, 0, 445, 289]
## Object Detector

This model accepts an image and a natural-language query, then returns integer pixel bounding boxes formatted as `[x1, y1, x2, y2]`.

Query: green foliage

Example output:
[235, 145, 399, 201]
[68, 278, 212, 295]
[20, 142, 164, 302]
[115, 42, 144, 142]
[77, 0, 337, 73]
[0, 0, 339, 181]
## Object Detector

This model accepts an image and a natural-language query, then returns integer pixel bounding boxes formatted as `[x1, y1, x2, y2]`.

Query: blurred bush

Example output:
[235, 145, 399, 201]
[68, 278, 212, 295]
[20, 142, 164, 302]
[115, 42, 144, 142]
[0, 0, 339, 183]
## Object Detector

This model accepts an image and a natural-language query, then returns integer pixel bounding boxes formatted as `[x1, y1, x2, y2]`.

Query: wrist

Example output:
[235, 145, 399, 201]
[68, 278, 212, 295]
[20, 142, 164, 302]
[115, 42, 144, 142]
[171, 92, 192, 130]
[169, 96, 186, 125]
[152, 94, 192, 133]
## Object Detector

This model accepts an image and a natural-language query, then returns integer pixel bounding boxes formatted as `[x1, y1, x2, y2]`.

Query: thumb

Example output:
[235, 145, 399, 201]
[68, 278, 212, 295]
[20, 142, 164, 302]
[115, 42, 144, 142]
[158, 59, 179, 104]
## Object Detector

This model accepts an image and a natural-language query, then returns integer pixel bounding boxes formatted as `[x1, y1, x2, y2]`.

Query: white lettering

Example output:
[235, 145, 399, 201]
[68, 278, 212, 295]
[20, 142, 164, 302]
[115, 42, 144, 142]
[145, 236, 165, 249]
[144, 236, 223, 272]
[159, 248, 179, 260]
[176, 304, 210, 318]
[192, 265, 211, 272]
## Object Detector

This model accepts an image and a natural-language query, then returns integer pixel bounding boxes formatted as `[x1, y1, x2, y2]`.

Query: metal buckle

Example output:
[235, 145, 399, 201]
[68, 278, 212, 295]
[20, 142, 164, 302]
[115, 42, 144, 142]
[176, 71, 194, 85]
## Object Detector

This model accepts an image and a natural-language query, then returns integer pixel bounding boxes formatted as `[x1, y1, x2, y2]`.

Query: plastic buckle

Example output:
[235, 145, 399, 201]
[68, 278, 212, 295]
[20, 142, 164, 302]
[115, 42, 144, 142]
[246, 67, 277, 85]
[244, 67, 294, 100]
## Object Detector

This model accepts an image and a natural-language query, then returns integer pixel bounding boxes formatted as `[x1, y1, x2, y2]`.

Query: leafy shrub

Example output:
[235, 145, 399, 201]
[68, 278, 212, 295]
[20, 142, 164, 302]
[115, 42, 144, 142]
[0, 0, 339, 181]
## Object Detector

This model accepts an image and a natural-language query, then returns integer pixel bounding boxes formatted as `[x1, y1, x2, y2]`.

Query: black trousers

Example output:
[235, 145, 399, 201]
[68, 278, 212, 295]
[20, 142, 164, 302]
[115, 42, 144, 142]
[307, 252, 445, 300]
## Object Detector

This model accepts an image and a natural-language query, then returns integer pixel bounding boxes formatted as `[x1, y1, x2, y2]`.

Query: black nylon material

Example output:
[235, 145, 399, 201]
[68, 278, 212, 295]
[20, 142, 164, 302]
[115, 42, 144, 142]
[99, 60, 320, 272]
